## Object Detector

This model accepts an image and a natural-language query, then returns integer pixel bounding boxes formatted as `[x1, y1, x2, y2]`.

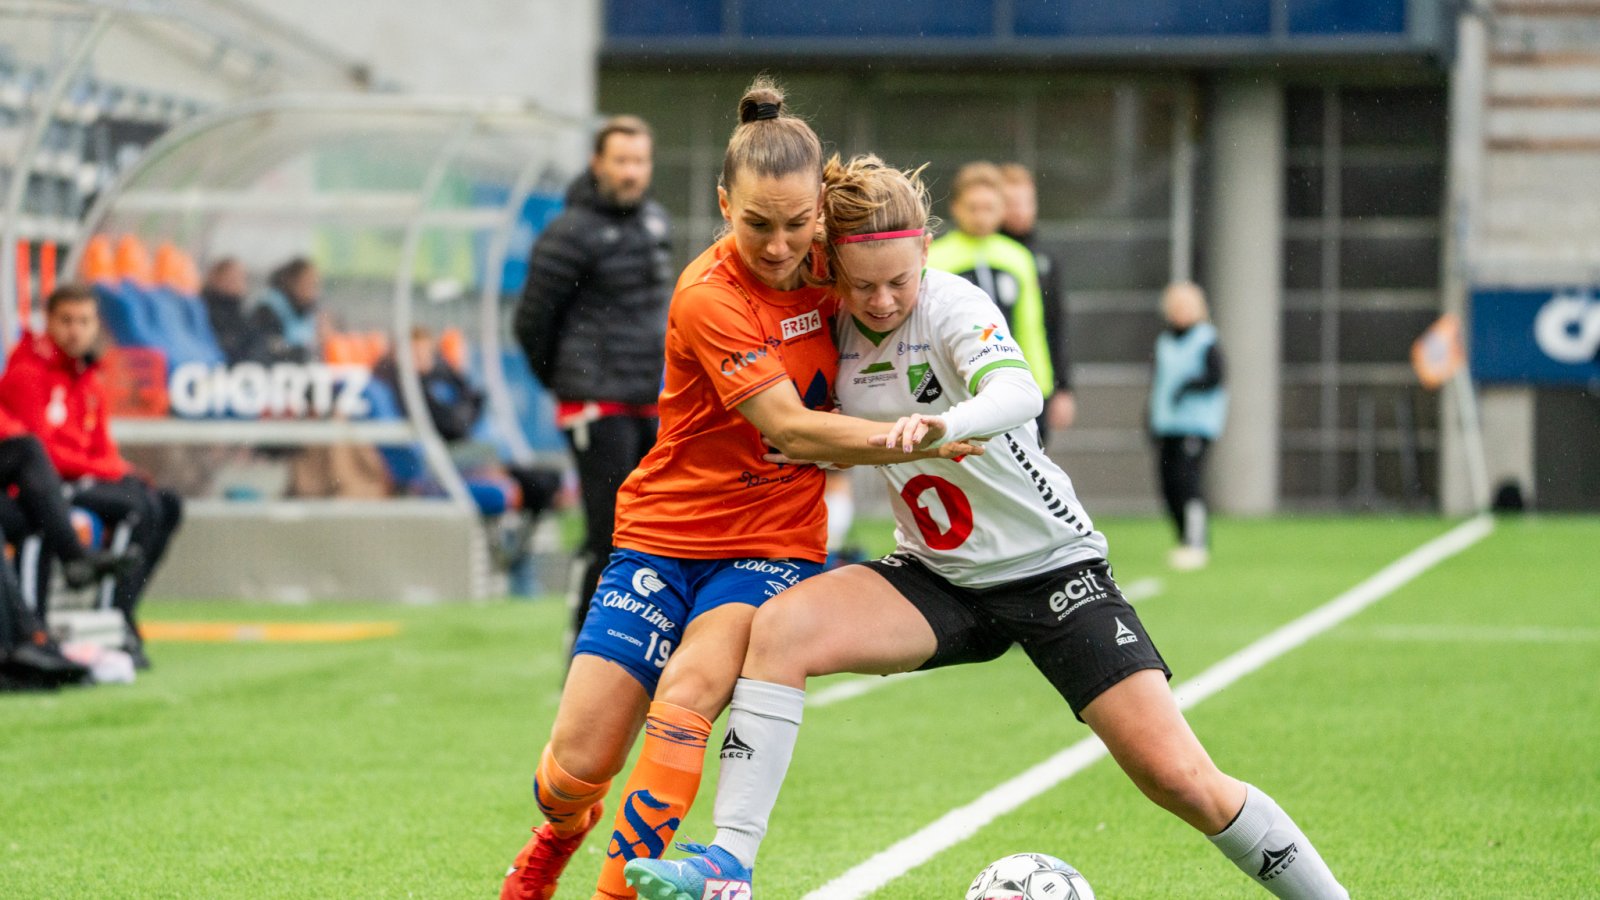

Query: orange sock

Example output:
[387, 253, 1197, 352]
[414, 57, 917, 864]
[593, 701, 713, 899]
[534, 744, 610, 837]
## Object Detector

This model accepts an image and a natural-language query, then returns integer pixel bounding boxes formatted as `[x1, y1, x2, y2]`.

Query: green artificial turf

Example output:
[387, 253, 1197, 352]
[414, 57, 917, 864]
[2, 516, 1595, 898]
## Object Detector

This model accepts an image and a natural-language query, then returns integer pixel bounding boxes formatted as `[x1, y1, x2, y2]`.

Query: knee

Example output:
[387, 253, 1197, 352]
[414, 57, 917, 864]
[548, 727, 628, 784]
[653, 668, 729, 722]
[746, 597, 827, 675]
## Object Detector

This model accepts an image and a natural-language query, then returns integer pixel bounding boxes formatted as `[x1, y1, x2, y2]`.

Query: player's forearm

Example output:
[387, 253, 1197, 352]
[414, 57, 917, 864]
[766, 411, 945, 466]
[942, 369, 1042, 442]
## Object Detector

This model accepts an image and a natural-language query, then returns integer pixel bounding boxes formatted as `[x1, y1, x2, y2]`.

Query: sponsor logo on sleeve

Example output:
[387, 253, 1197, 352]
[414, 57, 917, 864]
[719, 337, 783, 378]
[964, 342, 1025, 366]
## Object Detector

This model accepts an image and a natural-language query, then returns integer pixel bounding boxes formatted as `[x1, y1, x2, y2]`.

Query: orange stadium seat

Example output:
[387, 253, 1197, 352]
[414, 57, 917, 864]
[154, 243, 201, 295]
[439, 326, 467, 372]
[78, 235, 116, 284]
[113, 235, 154, 288]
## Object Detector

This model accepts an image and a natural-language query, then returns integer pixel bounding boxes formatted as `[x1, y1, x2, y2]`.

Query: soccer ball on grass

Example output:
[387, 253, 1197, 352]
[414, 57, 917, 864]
[964, 852, 1096, 900]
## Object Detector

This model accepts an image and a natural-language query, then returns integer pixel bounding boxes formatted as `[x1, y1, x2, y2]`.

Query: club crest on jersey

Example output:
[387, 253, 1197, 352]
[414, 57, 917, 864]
[780, 309, 822, 342]
[907, 362, 943, 404]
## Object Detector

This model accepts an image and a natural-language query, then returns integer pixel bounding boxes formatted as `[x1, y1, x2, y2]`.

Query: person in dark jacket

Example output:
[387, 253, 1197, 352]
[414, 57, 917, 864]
[200, 257, 253, 364]
[1000, 163, 1075, 446]
[249, 257, 323, 364]
[372, 326, 561, 516]
[1148, 281, 1227, 572]
[513, 115, 673, 648]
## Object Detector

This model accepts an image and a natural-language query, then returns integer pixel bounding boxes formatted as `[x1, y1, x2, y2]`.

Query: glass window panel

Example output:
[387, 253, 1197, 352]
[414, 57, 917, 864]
[1339, 236, 1439, 289]
[1282, 309, 1324, 365]
[1339, 86, 1447, 149]
[1340, 162, 1442, 218]
[1286, 164, 1324, 217]
[1338, 308, 1437, 362]
[1284, 238, 1325, 290]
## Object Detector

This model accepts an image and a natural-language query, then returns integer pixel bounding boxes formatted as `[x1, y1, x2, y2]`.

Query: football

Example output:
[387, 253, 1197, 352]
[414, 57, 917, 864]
[964, 852, 1096, 900]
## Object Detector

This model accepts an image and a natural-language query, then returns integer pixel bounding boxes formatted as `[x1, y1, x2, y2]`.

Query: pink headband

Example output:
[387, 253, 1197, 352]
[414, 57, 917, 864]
[833, 228, 925, 245]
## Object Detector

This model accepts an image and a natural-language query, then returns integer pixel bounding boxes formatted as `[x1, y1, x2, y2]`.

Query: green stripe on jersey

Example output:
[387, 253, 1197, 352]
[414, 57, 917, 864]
[967, 358, 1031, 394]
[852, 316, 894, 346]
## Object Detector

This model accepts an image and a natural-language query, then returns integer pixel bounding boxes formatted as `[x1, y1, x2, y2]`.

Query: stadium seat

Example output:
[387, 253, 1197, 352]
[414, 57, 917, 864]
[113, 235, 154, 288]
[153, 243, 200, 295]
[78, 235, 116, 284]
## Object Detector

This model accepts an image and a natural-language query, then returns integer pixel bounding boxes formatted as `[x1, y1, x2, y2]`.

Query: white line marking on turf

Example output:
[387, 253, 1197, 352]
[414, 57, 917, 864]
[1359, 624, 1600, 643]
[808, 671, 929, 708]
[1122, 577, 1164, 604]
[808, 579, 1163, 710]
[802, 515, 1495, 900]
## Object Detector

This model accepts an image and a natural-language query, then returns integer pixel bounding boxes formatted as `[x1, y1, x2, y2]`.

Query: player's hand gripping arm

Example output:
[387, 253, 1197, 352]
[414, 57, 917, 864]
[736, 383, 984, 466]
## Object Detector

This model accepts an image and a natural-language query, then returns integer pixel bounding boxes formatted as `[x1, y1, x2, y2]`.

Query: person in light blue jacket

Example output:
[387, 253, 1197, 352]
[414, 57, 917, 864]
[1149, 281, 1227, 570]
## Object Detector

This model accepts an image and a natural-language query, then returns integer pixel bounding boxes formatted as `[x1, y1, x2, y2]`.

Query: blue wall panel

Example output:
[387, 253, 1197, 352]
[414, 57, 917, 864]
[741, 0, 994, 38]
[1289, 0, 1406, 34]
[605, 0, 1422, 47]
[1015, 0, 1271, 36]
[608, 0, 721, 37]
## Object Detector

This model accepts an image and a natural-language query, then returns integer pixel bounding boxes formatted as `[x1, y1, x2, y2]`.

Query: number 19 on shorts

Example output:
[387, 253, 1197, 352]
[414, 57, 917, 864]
[644, 632, 672, 668]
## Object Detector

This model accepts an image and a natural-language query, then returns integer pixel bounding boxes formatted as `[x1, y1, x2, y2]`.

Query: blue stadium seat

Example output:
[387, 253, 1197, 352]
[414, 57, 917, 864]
[93, 282, 162, 348]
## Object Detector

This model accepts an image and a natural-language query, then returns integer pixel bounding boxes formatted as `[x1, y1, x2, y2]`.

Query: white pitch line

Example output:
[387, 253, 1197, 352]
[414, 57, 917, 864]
[808, 671, 929, 708]
[1360, 624, 1600, 643]
[1122, 577, 1164, 604]
[802, 515, 1495, 900]
[808, 579, 1162, 710]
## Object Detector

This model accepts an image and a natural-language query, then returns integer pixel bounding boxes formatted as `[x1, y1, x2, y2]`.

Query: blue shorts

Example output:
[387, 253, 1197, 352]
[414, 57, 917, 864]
[572, 548, 824, 694]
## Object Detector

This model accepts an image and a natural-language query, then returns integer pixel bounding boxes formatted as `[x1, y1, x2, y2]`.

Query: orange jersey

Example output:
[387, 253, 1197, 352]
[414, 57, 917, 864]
[614, 235, 838, 562]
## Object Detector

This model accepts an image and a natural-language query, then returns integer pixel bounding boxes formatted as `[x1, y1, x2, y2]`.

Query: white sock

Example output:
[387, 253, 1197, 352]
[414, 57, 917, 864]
[1209, 784, 1349, 899]
[825, 484, 854, 551]
[711, 678, 806, 868]
[1184, 497, 1208, 549]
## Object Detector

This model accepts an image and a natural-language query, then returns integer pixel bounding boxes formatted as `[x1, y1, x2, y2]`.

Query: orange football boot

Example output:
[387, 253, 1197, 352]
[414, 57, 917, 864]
[501, 801, 605, 900]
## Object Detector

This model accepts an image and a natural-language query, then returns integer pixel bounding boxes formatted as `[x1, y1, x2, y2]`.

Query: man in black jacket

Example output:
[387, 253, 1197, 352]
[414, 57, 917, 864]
[1001, 163, 1076, 446]
[514, 115, 672, 650]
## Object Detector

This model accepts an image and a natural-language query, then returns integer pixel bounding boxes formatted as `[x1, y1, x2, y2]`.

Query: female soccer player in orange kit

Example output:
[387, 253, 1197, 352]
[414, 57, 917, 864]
[499, 78, 979, 900]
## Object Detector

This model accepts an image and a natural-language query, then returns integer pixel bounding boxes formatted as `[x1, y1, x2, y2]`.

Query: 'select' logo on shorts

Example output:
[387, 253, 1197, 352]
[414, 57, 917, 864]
[780, 310, 822, 342]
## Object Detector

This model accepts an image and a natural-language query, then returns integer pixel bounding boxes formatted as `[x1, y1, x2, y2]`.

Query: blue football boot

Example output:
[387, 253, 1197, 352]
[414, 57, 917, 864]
[624, 841, 752, 900]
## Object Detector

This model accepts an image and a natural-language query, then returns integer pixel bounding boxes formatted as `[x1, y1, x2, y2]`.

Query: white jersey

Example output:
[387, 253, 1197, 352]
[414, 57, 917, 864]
[836, 269, 1108, 588]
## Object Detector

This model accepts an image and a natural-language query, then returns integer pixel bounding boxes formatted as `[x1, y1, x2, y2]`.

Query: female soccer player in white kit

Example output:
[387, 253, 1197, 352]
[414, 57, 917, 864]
[625, 155, 1348, 900]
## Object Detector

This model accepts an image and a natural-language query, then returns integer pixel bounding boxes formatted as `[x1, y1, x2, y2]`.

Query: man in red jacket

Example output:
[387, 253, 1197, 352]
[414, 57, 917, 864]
[0, 404, 140, 604]
[0, 284, 182, 668]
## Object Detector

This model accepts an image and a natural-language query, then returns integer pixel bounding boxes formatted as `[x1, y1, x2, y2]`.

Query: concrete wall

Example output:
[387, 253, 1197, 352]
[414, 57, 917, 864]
[234, 0, 599, 115]
[2, 1, 600, 113]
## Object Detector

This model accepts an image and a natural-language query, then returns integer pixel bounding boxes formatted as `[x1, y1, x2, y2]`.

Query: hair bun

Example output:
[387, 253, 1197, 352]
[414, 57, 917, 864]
[738, 79, 787, 124]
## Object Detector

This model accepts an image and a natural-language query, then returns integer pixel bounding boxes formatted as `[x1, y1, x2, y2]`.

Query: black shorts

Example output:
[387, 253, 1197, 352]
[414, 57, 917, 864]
[860, 554, 1171, 719]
